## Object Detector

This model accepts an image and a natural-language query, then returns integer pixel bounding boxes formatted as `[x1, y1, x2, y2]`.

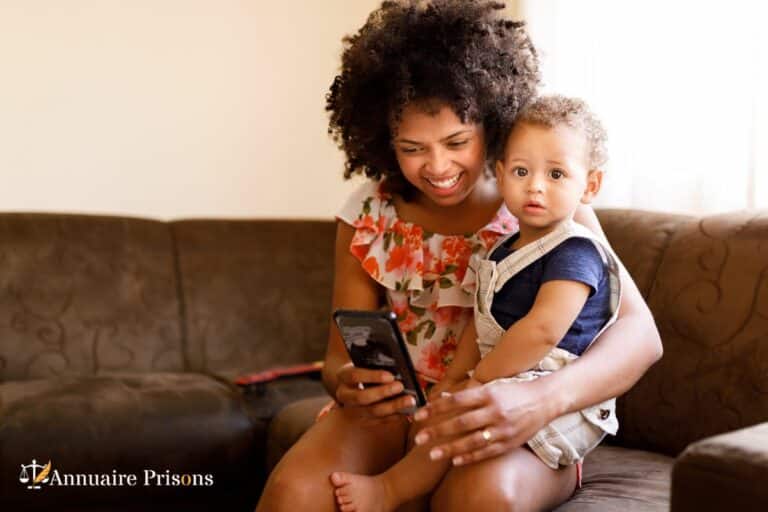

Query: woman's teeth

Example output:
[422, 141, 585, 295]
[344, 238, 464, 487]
[426, 174, 461, 189]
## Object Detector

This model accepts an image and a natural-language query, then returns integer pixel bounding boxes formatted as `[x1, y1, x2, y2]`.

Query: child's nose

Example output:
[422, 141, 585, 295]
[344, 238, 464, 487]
[527, 175, 545, 192]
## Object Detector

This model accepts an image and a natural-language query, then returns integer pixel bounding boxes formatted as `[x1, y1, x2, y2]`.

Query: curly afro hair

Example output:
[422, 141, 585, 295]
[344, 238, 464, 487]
[326, 0, 540, 194]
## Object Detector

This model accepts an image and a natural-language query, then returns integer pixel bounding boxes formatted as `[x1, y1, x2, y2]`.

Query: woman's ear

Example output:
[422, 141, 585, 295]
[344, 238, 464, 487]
[581, 169, 604, 204]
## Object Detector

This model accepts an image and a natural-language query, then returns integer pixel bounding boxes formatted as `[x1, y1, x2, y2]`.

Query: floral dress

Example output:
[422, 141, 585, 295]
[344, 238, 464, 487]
[337, 180, 519, 386]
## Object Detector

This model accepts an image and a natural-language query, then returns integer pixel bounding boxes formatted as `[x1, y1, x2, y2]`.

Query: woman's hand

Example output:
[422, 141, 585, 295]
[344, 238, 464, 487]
[334, 363, 417, 417]
[413, 378, 557, 465]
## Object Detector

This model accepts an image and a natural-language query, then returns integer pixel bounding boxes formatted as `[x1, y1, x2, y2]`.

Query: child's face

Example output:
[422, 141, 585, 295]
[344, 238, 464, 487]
[392, 102, 486, 207]
[496, 122, 601, 231]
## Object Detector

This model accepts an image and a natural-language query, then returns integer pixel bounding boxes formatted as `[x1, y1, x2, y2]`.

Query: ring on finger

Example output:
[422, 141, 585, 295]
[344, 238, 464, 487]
[481, 428, 493, 444]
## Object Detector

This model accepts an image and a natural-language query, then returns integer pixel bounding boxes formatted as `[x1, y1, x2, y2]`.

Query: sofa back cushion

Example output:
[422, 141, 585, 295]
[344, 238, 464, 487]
[603, 210, 768, 455]
[172, 220, 335, 378]
[0, 214, 184, 381]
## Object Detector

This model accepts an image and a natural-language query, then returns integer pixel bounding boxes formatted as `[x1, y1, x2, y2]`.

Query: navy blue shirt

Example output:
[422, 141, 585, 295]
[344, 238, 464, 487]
[489, 235, 611, 356]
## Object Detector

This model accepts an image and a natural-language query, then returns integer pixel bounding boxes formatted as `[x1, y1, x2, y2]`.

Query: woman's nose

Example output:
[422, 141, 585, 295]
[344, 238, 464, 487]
[426, 148, 451, 175]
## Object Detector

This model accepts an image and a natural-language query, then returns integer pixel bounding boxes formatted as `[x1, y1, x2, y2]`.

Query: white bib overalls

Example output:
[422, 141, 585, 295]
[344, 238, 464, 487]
[469, 220, 622, 469]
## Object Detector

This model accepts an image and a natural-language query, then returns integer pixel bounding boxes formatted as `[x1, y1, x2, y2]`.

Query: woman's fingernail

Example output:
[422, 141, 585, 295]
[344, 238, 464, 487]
[429, 448, 443, 460]
[414, 410, 427, 421]
[414, 432, 428, 445]
[390, 383, 403, 393]
[382, 373, 394, 382]
[452, 456, 463, 465]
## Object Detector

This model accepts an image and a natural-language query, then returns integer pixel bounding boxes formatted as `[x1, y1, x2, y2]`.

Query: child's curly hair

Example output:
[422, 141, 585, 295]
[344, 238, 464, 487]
[514, 94, 609, 169]
[326, 0, 540, 192]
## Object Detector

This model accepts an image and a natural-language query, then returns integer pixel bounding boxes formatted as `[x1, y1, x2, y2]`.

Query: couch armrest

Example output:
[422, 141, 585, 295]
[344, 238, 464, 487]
[671, 422, 768, 511]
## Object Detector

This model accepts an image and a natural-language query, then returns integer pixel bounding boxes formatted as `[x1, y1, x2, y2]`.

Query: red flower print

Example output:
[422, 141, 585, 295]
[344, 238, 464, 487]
[433, 306, 463, 328]
[386, 245, 412, 272]
[361, 256, 380, 280]
[392, 300, 419, 333]
[440, 237, 472, 281]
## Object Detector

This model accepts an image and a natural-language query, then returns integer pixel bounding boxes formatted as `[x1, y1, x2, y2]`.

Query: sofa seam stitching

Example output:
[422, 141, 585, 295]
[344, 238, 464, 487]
[169, 223, 192, 372]
[644, 218, 686, 300]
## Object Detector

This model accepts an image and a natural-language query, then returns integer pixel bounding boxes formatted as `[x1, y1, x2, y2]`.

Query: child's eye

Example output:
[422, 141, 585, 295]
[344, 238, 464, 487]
[399, 146, 420, 154]
[549, 169, 564, 180]
[513, 167, 528, 177]
[447, 140, 468, 148]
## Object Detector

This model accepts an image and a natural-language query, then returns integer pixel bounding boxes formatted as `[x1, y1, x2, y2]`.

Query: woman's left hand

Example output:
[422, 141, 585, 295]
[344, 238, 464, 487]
[413, 378, 557, 466]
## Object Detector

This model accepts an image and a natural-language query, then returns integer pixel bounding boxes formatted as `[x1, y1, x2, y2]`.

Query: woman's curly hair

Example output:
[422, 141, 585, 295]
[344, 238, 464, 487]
[326, 0, 540, 192]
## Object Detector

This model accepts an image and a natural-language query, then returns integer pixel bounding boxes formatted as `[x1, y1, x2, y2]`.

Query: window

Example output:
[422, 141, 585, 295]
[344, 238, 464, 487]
[515, 0, 766, 213]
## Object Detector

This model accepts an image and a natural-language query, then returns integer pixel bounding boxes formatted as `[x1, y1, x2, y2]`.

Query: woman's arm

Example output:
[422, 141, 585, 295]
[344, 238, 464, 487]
[322, 221, 416, 416]
[562, 204, 663, 408]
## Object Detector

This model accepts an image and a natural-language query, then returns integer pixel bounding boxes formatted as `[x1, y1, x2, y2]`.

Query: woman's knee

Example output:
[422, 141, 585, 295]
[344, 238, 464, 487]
[431, 471, 524, 512]
[257, 462, 335, 512]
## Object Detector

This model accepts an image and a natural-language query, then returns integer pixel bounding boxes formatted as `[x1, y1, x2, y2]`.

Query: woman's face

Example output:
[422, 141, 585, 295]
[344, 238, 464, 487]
[392, 102, 486, 207]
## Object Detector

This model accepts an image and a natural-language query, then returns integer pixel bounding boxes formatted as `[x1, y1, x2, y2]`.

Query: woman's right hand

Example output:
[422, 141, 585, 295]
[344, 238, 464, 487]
[334, 363, 417, 417]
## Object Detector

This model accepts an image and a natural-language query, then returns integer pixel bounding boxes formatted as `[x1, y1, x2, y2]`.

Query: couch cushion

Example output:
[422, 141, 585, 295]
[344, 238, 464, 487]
[555, 446, 672, 511]
[172, 220, 335, 378]
[0, 373, 259, 509]
[619, 211, 768, 455]
[595, 209, 690, 299]
[0, 214, 183, 381]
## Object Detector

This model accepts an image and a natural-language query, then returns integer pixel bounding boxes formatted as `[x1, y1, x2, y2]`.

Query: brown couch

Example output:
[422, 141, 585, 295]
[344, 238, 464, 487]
[1, 209, 767, 511]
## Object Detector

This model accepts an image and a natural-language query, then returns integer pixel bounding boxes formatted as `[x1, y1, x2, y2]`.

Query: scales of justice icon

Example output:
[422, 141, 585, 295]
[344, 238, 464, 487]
[19, 459, 51, 490]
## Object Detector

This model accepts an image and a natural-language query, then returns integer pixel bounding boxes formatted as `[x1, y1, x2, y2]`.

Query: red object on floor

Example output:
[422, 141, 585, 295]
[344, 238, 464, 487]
[235, 361, 324, 386]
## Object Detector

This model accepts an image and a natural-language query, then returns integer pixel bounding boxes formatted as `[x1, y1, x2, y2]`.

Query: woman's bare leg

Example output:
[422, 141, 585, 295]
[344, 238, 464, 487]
[331, 411, 457, 512]
[431, 447, 577, 512]
[255, 406, 409, 512]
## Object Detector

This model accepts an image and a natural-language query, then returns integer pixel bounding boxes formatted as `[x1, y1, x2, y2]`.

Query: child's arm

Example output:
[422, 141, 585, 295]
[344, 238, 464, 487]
[429, 318, 481, 399]
[472, 279, 591, 383]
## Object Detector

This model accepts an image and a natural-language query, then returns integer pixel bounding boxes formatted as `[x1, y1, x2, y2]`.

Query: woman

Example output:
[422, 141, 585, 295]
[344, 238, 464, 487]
[256, 2, 661, 510]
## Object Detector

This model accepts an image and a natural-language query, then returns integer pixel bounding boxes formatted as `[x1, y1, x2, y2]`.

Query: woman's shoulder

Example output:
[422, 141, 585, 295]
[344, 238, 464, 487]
[336, 179, 394, 226]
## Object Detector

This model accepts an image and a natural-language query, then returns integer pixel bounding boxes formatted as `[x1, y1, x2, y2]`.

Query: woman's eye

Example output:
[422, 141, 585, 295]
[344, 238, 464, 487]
[550, 169, 564, 179]
[447, 140, 468, 148]
[400, 147, 420, 154]
[513, 167, 528, 177]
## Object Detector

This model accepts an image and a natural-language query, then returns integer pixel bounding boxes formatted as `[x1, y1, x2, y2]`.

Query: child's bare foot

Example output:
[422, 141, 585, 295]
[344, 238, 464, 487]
[330, 472, 397, 512]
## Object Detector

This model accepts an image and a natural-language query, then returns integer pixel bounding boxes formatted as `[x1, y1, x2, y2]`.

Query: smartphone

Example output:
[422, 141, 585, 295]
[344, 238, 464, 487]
[332, 309, 426, 414]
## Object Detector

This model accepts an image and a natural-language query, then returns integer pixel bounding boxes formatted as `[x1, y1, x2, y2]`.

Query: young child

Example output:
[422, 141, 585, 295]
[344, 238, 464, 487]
[331, 94, 622, 512]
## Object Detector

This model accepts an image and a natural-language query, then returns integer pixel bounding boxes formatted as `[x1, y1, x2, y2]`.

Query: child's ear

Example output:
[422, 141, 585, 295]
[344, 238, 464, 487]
[581, 170, 603, 204]
[495, 160, 505, 182]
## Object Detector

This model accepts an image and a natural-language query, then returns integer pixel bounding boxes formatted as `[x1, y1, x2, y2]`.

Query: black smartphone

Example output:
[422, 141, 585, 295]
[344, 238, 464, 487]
[332, 309, 427, 414]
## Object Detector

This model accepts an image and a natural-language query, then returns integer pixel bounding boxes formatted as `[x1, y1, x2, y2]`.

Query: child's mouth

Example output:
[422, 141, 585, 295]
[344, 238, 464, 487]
[523, 201, 545, 213]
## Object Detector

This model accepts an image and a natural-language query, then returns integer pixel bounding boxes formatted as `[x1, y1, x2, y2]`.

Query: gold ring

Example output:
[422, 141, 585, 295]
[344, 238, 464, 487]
[481, 428, 493, 444]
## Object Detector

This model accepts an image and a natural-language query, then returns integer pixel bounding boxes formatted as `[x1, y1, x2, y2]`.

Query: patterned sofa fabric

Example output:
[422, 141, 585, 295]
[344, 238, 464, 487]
[0, 214, 183, 381]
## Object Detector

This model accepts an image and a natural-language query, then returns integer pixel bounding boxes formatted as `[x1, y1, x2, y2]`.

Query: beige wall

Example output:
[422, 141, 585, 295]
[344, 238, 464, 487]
[0, 1, 381, 220]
